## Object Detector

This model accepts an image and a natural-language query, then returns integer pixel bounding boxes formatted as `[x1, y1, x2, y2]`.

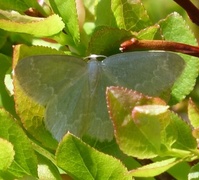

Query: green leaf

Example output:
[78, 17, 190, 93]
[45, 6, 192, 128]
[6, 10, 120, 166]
[0, 9, 38, 22]
[188, 98, 199, 139]
[87, 26, 132, 55]
[0, 108, 37, 178]
[0, 0, 29, 13]
[0, 0, 45, 15]
[159, 13, 199, 104]
[36, 153, 62, 180]
[106, 86, 166, 159]
[106, 86, 197, 159]
[49, 0, 80, 44]
[111, 0, 151, 31]
[82, 138, 141, 171]
[131, 105, 169, 150]
[95, 0, 117, 28]
[188, 98, 199, 129]
[130, 158, 180, 177]
[84, 0, 95, 21]
[167, 161, 190, 180]
[0, 13, 65, 37]
[0, 29, 7, 49]
[95, 0, 151, 31]
[137, 24, 159, 39]
[0, 53, 10, 85]
[132, 105, 169, 115]
[169, 112, 197, 151]
[0, 53, 15, 115]
[13, 45, 62, 150]
[56, 133, 132, 180]
[0, 138, 15, 171]
[188, 163, 199, 180]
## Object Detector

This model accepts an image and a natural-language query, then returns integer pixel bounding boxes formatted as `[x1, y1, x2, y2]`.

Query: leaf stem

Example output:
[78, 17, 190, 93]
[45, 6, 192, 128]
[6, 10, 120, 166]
[120, 38, 199, 57]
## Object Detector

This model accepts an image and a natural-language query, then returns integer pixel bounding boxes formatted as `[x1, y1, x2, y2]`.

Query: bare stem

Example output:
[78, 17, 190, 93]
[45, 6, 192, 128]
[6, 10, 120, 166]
[120, 38, 199, 57]
[173, 0, 199, 26]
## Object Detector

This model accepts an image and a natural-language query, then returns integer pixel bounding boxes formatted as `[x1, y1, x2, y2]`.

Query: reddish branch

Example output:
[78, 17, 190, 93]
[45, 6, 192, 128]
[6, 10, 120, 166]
[120, 38, 199, 57]
[174, 0, 199, 26]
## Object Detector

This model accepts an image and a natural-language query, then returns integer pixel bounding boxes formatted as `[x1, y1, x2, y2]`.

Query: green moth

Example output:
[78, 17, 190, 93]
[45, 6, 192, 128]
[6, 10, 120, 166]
[14, 51, 185, 141]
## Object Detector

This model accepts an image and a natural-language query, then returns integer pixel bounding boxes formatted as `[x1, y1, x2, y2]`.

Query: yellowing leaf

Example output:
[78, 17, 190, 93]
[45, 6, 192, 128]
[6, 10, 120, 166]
[0, 13, 64, 37]
[0, 138, 15, 171]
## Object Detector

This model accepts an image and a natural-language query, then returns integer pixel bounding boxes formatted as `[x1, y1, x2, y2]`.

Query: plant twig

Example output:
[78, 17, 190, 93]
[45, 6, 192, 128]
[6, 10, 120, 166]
[120, 38, 199, 57]
[173, 0, 199, 26]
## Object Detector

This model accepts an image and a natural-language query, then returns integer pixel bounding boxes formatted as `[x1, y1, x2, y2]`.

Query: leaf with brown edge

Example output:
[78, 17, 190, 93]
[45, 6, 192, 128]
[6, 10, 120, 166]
[106, 86, 197, 159]
[106, 86, 166, 159]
